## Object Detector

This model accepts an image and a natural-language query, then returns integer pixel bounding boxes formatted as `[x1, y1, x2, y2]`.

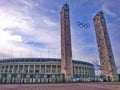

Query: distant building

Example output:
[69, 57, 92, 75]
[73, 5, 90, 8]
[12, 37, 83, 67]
[0, 58, 95, 84]
[60, 3, 73, 82]
[93, 11, 118, 81]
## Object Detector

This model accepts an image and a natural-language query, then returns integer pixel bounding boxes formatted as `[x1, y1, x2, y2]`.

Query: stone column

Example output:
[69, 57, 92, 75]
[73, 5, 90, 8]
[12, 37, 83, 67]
[26, 74, 30, 83]
[60, 3, 73, 82]
[3, 65, 6, 73]
[17, 65, 20, 73]
[12, 65, 15, 73]
[22, 65, 25, 73]
[50, 64, 52, 73]
[16, 74, 21, 83]
[93, 11, 118, 81]
[39, 65, 41, 73]
[6, 74, 11, 83]
[34, 64, 35, 73]
[28, 65, 30, 73]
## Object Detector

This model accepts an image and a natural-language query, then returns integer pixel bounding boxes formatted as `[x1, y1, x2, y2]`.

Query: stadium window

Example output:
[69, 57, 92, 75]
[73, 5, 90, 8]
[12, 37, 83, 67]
[26, 70, 28, 73]
[35, 65, 39, 68]
[47, 74, 50, 78]
[9, 70, 12, 73]
[35, 59, 40, 62]
[25, 65, 28, 68]
[58, 70, 60, 73]
[53, 70, 56, 72]
[41, 59, 44, 62]
[35, 70, 39, 73]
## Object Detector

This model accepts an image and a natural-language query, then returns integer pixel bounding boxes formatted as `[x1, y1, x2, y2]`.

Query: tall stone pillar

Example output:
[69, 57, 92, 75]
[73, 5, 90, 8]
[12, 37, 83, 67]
[60, 3, 73, 82]
[93, 11, 118, 81]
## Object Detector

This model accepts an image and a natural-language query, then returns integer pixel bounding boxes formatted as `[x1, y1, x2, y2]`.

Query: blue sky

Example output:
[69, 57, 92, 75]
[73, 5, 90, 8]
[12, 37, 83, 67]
[0, 0, 120, 73]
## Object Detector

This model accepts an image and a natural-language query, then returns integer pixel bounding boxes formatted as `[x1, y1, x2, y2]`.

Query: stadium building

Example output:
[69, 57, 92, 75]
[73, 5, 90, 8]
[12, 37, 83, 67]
[0, 58, 95, 84]
[0, 3, 95, 84]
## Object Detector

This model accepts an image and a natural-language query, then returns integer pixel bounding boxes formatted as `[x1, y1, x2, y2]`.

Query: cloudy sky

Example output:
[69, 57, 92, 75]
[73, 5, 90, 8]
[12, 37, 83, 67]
[0, 0, 120, 73]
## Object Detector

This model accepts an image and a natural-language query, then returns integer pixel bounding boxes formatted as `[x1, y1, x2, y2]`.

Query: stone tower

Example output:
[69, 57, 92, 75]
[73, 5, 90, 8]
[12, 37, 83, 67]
[93, 11, 118, 81]
[60, 3, 73, 82]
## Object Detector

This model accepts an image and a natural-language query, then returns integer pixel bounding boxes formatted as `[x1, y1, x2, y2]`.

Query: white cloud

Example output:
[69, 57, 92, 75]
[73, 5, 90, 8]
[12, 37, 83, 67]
[0, 0, 61, 59]
[0, 10, 15, 28]
[43, 16, 57, 26]
[101, 0, 117, 17]
[0, 30, 22, 43]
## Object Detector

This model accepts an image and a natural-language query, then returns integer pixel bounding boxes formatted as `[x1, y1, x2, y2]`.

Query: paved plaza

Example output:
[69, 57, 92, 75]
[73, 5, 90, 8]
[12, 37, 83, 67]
[0, 82, 120, 90]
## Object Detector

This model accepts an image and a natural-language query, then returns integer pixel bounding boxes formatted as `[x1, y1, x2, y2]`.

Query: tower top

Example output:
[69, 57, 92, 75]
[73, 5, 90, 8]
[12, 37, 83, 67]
[93, 10, 104, 20]
[99, 10, 104, 15]
[62, 3, 69, 10]
[96, 10, 104, 16]
[64, 3, 68, 6]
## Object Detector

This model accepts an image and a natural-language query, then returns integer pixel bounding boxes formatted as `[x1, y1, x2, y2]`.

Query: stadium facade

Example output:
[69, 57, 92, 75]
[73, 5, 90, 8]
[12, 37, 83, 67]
[0, 58, 95, 84]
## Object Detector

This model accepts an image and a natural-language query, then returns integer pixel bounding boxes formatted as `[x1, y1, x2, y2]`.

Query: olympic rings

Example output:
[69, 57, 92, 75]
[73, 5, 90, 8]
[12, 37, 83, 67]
[76, 22, 90, 29]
